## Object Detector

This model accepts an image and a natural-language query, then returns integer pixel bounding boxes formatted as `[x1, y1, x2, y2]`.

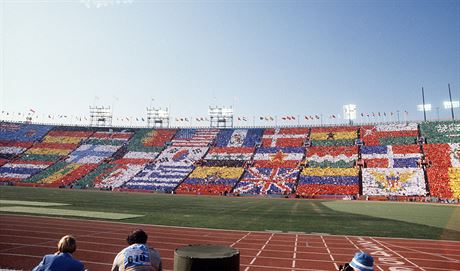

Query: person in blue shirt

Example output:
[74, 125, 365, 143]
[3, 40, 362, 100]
[33, 235, 85, 271]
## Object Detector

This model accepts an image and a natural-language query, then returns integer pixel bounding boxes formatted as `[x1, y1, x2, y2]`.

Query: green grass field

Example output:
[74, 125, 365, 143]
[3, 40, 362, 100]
[1, 186, 459, 240]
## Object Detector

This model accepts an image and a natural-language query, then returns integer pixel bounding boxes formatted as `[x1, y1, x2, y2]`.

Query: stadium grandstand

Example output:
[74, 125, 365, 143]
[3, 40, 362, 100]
[0, 120, 459, 201]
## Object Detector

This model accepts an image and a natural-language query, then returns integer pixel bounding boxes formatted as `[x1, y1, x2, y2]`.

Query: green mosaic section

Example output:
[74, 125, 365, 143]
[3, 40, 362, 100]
[420, 121, 460, 143]
[379, 136, 418, 145]
[73, 162, 115, 187]
[307, 160, 355, 168]
[23, 161, 69, 183]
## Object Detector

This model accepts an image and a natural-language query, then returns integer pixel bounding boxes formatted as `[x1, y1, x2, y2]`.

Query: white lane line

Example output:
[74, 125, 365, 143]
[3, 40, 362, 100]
[345, 236, 384, 271]
[376, 239, 460, 263]
[370, 237, 426, 271]
[244, 233, 274, 271]
[231, 232, 251, 247]
[320, 235, 339, 270]
[292, 234, 298, 270]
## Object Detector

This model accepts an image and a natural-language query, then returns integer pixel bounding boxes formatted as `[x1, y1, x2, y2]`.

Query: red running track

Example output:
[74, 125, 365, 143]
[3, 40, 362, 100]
[0, 214, 459, 271]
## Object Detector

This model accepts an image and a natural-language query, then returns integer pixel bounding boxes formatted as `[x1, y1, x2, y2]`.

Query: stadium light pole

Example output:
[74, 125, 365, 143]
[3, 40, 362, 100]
[448, 83, 455, 120]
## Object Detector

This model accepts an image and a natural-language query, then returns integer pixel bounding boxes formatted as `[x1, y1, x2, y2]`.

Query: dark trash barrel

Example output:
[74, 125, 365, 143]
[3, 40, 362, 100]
[174, 245, 239, 271]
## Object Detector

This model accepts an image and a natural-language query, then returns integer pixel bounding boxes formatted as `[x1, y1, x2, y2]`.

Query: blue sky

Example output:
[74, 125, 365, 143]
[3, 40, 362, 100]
[0, 0, 459, 126]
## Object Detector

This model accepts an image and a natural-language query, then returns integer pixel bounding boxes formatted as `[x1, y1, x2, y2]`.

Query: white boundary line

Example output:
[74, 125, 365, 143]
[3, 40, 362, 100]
[320, 235, 339, 270]
[2, 214, 460, 244]
[375, 239, 460, 263]
[370, 237, 426, 271]
[345, 236, 384, 271]
[244, 233, 274, 271]
[291, 234, 298, 271]
[2, 214, 460, 271]
[231, 232, 251, 247]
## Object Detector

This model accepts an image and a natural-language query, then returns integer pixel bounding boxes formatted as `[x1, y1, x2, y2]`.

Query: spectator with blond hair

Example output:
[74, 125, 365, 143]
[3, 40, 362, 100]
[33, 235, 84, 271]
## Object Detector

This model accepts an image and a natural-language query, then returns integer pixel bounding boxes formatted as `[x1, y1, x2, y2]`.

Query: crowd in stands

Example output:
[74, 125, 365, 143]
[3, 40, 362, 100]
[305, 146, 357, 168]
[0, 120, 459, 200]
[424, 143, 459, 198]
[310, 126, 358, 146]
[122, 146, 207, 192]
[361, 122, 418, 146]
[362, 168, 426, 196]
[261, 128, 309, 147]
[297, 168, 359, 196]
[234, 167, 299, 195]
[215, 128, 264, 147]
[361, 145, 421, 168]
[176, 166, 244, 195]
[231, 146, 303, 195]
[0, 126, 92, 184]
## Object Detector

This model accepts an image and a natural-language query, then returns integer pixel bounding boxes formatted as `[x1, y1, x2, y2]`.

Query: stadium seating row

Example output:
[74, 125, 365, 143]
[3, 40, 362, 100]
[0, 121, 459, 199]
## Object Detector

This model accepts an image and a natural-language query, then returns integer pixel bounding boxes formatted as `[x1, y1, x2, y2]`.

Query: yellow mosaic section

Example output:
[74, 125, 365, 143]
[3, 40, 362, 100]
[448, 167, 460, 199]
[38, 163, 81, 184]
[310, 131, 357, 140]
[27, 148, 70, 155]
[189, 166, 244, 179]
[42, 136, 85, 144]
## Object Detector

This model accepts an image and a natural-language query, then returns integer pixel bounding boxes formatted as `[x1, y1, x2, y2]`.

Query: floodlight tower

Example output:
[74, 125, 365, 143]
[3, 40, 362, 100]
[146, 107, 170, 128]
[343, 104, 357, 125]
[89, 106, 112, 127]
[209, 106, 233, 128]
[417, 103, 432, 121]
[443, 100, 459, 121]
